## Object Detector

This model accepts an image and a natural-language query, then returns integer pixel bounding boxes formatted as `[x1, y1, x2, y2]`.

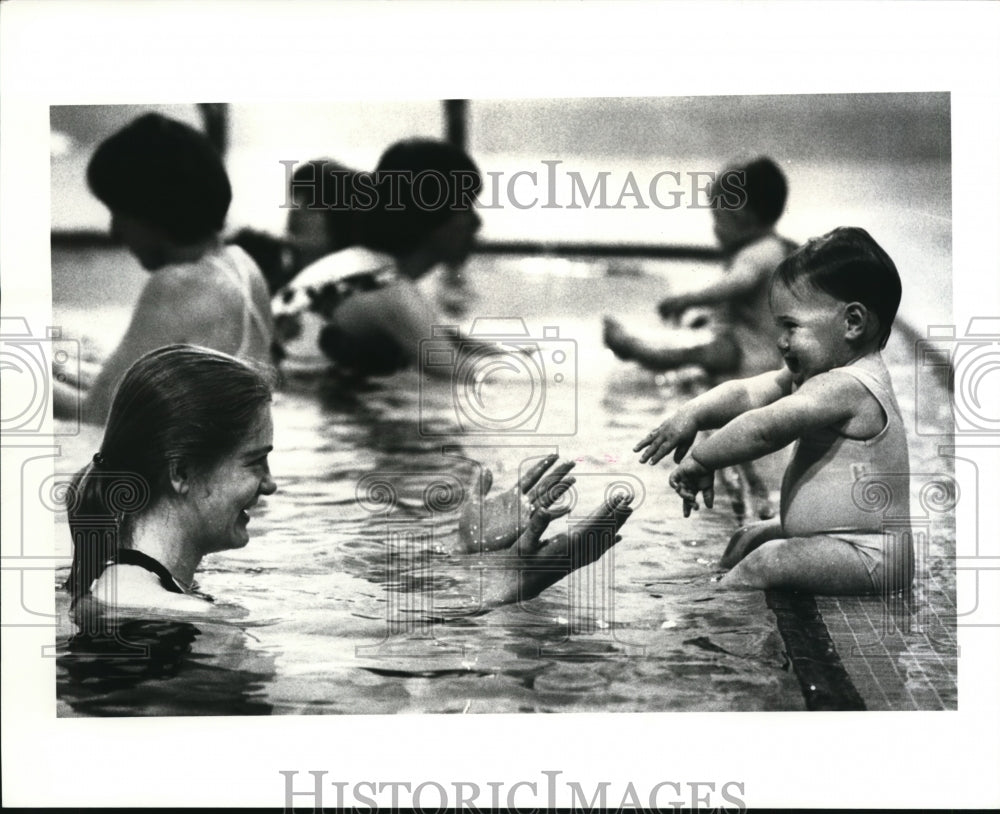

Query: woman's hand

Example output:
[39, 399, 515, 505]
[634, 411, 699, 465]
[457, 455, 576, 553]
[480, 492, 634, 607]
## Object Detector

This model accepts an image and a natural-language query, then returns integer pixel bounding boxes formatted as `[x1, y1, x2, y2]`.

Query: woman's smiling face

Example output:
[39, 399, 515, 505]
[189, 405, 276, 554]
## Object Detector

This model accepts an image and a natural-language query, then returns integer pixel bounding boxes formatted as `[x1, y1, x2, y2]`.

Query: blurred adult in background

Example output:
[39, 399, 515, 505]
[273, 138, 499, 377]
[54, 113, 274, 425]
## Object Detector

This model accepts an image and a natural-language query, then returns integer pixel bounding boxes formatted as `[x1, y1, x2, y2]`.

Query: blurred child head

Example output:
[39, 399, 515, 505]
[710, 156, 788, 251]
[287, 159, 361, 267]
[87, 113, 231, 268]
[361, 139, 482, 271]
[771, 226, 902, 354]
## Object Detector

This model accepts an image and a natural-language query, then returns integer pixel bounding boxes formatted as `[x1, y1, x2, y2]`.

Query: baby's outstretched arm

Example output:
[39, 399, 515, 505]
[657, 249, 774, 318]
[635, 367, 792, 465]
[634, 410, 699, 466]
[690, 370, 865, 471]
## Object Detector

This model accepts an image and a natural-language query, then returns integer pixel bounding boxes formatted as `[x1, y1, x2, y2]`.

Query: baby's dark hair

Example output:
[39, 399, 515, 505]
[87, 113, 231, 245]
[771, 227, 902, 349]
[714, 156, 788, 227]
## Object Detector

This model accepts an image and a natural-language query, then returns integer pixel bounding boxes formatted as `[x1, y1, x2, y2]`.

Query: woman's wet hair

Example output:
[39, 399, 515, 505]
[360, 138, 482, 256]
[87, 113, 232, 245]
[770, 226, 902, 349]
[65, 345, 272, 598]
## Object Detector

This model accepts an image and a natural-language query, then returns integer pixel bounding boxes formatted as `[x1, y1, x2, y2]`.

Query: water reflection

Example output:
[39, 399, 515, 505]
[50, 252, 954, 715]
[57, 599, 277, 717]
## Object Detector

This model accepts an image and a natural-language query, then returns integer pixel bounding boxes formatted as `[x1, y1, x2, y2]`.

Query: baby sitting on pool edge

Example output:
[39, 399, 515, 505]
[636, 227, 912, 595]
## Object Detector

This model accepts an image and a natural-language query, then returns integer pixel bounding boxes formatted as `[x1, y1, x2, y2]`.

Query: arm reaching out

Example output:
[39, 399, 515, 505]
[689, 369, 867, 471]
[401, 475, 635, 616]
[634, 411, 700, 466]
[478, 492, 635, 609]
[634, 367, 793, 465]
[657, 244, 776, 318]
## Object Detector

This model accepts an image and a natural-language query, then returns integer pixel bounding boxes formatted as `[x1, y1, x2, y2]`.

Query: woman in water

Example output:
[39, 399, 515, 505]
[65, 345, 633, 614]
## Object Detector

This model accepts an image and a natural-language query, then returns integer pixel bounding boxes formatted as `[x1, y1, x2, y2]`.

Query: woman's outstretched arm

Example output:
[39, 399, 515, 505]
[440, 491, 634, 613]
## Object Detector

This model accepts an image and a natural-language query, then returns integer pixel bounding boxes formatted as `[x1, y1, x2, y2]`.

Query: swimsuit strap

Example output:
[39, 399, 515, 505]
[222, 246, 271, 358]
[113, 549, 186, 594]
[837, 356, 898, 414]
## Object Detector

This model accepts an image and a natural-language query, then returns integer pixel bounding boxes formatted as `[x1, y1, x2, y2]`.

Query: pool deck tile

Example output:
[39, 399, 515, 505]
[814, 565, 958, 711]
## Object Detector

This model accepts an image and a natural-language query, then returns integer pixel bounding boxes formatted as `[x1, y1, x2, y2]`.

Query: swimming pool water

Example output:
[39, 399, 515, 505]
[52, 250, 952, 715]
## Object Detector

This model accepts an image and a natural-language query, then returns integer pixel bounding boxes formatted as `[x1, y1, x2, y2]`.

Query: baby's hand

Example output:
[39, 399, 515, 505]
[669, 457, 715, 518]
[634, 412, 698, 465]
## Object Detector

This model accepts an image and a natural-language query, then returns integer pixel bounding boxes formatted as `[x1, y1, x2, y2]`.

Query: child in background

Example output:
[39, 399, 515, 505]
[229, 161, 363, 298]
[604, 156, 796, 377]
[607, 157, 796, 521]
[284, 158, 363, 271]
[635, 228, 912, 594]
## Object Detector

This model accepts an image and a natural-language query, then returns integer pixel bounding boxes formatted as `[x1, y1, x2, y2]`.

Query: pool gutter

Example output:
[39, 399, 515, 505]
[765, 590, 867, 711]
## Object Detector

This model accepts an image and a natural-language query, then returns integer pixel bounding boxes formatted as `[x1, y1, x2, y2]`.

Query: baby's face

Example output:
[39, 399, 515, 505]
[770, 281, 854, 383]
[287, 204, 334, 268]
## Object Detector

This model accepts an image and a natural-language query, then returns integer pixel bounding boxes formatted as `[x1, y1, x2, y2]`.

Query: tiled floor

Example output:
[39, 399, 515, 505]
[816, 562, 958, 710]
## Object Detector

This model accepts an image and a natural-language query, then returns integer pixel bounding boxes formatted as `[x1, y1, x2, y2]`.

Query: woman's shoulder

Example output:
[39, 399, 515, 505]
[91, 565, 214, 615]
[143, 254, 245, 311]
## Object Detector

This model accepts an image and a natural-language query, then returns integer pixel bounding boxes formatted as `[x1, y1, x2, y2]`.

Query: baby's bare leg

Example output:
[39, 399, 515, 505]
[602, 318, 741, 375]
[739, 461, 776, 520]
[719, 518, 783, 569]
[720, 535, 878, 595]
